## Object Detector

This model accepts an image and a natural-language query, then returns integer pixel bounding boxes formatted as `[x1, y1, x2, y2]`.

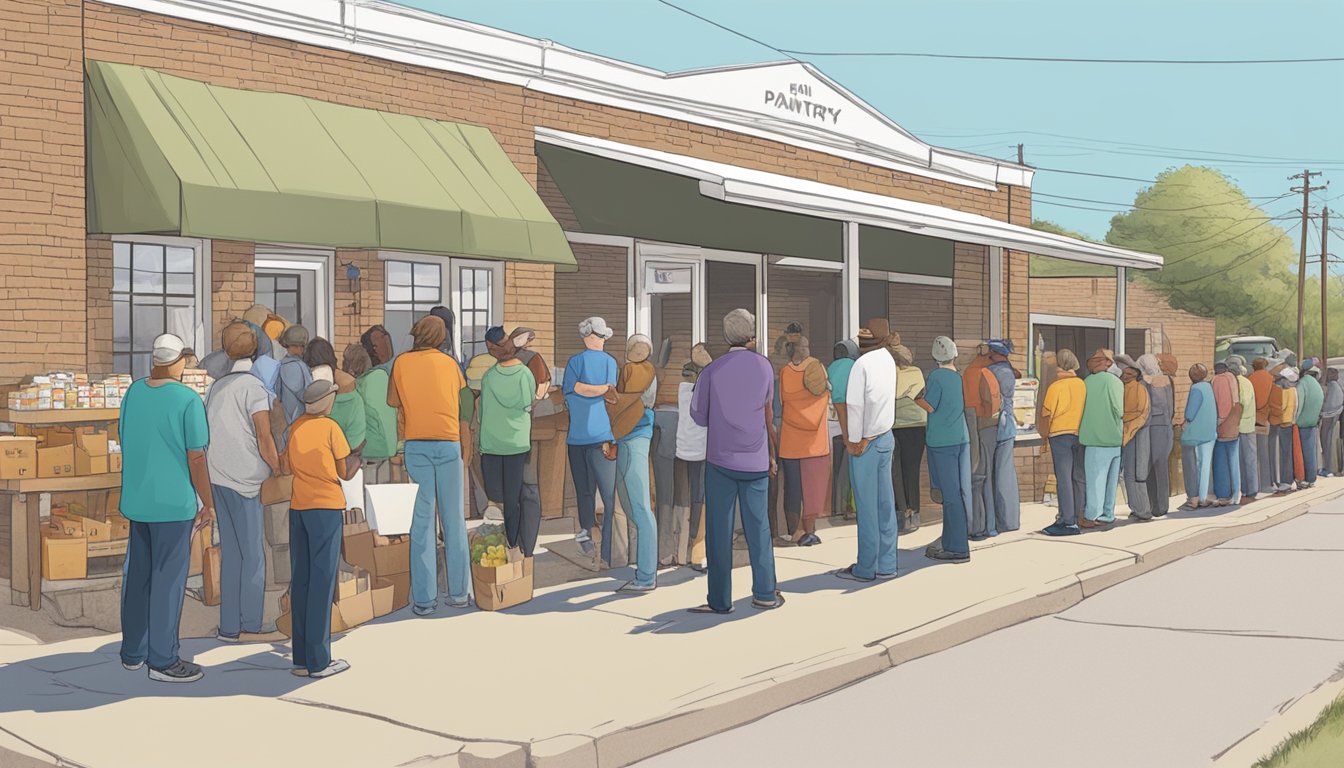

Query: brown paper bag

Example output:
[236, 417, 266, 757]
[188, 527, 209, 576]
[203, 544, 222, 606]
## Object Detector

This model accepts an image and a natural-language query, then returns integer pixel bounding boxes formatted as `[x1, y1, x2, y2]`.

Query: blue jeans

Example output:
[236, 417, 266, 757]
[289, 508, 342, 674]
[1239, 433, 1259, 498]
[705, 463, 775, 611]
[1212, 439, 1241, 501]
[568, 442, 616, 535]
[1183, 440, 1215, 501]
[927, 442, 971, 556]
[404, 440, 468, 607]
[121, 519, 194, 671]
[1084, 445, 1122, 522]
[993, 437, 1021, 532]
[849, 431, 898, 579]
[212, 485, 265, 637]
[1049, 434, 1087, 526]
[1270, 426, 1291, 488]
[1301, 425, 1320, 484]
[615, 435, 657, 587]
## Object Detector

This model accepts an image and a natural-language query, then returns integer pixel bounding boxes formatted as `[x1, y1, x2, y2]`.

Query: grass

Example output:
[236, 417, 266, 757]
[1254, 692, 1344, 768]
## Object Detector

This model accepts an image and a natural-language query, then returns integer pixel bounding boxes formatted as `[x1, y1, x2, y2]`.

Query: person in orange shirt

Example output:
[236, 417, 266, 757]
[777, 337, 830, 547]
[284, 380, 358, 680]
[388, 315, 475, 615]
[1248, 358, 1275, 493]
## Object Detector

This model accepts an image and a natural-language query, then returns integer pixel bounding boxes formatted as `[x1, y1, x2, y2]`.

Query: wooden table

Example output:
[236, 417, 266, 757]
[2, 408, 121, 611]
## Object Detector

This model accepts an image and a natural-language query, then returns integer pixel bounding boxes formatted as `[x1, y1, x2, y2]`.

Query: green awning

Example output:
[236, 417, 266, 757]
[85, 60, 574, 266]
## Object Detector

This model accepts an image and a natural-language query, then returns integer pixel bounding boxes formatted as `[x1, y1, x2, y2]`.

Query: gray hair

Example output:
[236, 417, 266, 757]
[723, 308, 756, 346]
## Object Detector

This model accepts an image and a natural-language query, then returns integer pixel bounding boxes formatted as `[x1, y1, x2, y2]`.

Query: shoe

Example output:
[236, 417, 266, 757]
[751, 591, 786, 610]
[798, 533, 822, 546]
[483, 505, 504, 522]
[121, 660, 144, 671]
[1239, 496, 1256, 505]
[444, 597, 470, 609]
[576, 533, 596, 557]
[875, 571, 899, 580]
[688, 604, 734, 615]
[1094, 517, 1115, 525]
[925, 544, 970, 563]
[291, 667, 310, 677]
[413, 604, 437, 617]
[617, 581, 656, 594]
[658, 555, 676, 567]
[1152, 511, 1168, 518]
[835, 565, 875, 583]
[930, 488, 943, 504]
[969, 533, 990, 542]
[310, 659, 350, 679]
[1041, 523, 1081, 537]
[148, 660, 204, 684]
[216, 633, 240, 644]
[908, 511, 921, 532]
[774, 536, 798, 547]
[691, 561, 708, 573]
[1128, 513, 1154, 522]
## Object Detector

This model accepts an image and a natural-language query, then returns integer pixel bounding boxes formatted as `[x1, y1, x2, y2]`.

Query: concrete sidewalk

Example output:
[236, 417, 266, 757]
[0, 483, 1337, 768]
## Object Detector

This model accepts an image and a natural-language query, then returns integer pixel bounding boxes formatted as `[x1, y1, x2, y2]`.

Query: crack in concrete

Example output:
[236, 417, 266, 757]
[0, 723, 88, 768]
[741, 648, 847, 680]
[1053, 615, 1344, 643]
[863, 590, 1028, 648]
[279, 695, 517, 750]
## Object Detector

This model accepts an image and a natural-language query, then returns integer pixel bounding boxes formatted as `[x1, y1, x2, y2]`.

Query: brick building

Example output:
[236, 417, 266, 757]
[1, 0, 1197, 550]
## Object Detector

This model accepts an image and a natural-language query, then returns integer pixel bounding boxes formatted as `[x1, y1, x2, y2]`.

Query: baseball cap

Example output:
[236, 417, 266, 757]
[301, 379, 337, 404]
[579, 316, 613, 339]
[151, 333, 194, 366]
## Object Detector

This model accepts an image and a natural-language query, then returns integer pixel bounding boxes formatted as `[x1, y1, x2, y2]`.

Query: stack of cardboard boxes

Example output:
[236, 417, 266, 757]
[39, 489, 131, 580]
[341, 508, 411, 617]
[1, 426, 123, 480]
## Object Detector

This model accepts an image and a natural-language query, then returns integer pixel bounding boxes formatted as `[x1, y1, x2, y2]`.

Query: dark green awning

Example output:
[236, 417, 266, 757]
[85, 60, 574, 266]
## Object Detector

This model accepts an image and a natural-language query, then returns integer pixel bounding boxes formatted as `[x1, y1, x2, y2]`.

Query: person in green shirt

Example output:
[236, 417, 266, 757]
[348, 341, 400, 484]
[1080, 349, 1124, 526]
[479, 328, 539, 555]
[1297, 362, 1325, 487]
[331, 344, 369, 455]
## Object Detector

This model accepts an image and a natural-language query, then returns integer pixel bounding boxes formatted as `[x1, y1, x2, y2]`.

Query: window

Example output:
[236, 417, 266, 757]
[1032, 324, 1146, 377]
[457, 265, 494, 361]
[381, 256, 503, 360]
[113, 240, 202, 379]
[384, 260, 443, 356]
[254, 273, 302, 330]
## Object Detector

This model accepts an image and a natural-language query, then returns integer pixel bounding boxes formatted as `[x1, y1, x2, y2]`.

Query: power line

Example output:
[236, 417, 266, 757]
[775, 50, 1344, 65]
[916, 129, 1344, 166]
[1033, 190, 1296, 212]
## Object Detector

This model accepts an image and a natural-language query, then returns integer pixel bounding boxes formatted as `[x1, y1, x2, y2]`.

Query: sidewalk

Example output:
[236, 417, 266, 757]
[0, 483, 1336, 768]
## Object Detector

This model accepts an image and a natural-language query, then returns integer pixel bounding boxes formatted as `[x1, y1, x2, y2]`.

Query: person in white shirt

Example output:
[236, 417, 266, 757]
[675, 344, 712, 570]
[836, 319, 900, 583]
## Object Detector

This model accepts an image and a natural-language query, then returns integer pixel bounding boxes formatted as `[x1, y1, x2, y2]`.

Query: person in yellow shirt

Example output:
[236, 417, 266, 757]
[1040, 349, 1088, 536]
[388, 315, 475, 615]
[284, 380, 358, 680]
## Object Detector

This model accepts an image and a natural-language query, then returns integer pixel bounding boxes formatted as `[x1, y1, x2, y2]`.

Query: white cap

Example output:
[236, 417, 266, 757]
[151, 333, 193, 365]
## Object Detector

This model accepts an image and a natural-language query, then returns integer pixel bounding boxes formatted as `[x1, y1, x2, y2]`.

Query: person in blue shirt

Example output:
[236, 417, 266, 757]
[1180, 364, 1218, 511]
[919, 336, 971, 563]
[828, 339, 859, 519]
[564, 317, 619, 558]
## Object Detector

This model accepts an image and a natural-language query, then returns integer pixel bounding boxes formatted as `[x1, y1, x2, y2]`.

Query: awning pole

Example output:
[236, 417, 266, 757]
[1115, 266, 1127, 356]
[843, 222, 860, 338]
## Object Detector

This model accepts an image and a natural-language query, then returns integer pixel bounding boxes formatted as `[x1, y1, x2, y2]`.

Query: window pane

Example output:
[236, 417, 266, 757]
[132, 353, 152, 381]
[113, 242, 131, 270]
[413, 285, 439, 303]
[132, 243, 164, 273]
[113, 268, 129, 293]
[385, 310, 415, 356]
[113, 300, 131, 348]
[113, 352, 131, 376]
[386, 261, 412, 286]
[166, 272, 194, 295]
[132, 301, 164, 349]
[166, 246, 194, 274]
[278, 275, 299, 291]
[413, 263, 440, 287]
[385, 284, 412, 303]
[133, 266, 164, 294]
[274, 293, 299, 325]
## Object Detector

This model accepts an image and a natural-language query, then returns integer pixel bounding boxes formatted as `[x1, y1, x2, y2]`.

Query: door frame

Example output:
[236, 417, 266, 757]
[254, 247, 334, 341]
[634, 240, 766, 346]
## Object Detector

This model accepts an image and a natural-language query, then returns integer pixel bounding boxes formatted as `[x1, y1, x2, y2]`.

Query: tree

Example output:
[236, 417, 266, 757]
[1105, 165, 1302, 349]
[1029, 220, 1112, 278]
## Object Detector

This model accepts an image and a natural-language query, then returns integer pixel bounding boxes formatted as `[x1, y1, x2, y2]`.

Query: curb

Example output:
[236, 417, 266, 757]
[527, 491, 1331, 768]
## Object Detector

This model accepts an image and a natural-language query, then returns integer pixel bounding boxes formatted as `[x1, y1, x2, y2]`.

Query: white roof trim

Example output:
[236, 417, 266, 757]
[99, 0, 1032, 191]
[538, 128, 1163, 271]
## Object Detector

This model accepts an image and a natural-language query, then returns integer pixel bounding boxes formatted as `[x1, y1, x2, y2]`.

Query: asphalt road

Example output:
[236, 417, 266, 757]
[637, 495, 1344, 768]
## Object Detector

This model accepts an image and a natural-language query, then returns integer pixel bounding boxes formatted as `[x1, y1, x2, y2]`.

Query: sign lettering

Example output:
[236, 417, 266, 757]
[763, 83, 842, 125]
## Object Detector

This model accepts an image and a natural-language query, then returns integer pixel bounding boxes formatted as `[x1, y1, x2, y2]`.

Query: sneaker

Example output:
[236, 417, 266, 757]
[835, 565, 875, 583]
[121, 660, 144, 671]
[413, 604, 437, 617]
[875, 571, 900, 580]
[688, 603, 734, 615]
[148, 660, 204, 684]
[1128, 513, 1154, 522]
[1041, 523, 1082, 537]
[925, 546, 970, 563]
[617, 581, 656, 594]
[751, 591, 786, 610]
[291, 667, 310, 677]
[216, 633, 240, 644]
[691, 561, 708, 573]
[309, 659, 350, 679]
[483, 505, 504, 522]
[444, 597, 470, 609]
[576, 533, 596, 557]
[798, 533, 822, 546]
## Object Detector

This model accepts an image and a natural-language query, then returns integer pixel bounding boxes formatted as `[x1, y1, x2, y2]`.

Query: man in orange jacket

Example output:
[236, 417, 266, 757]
[1249, 357, 1274, 493]
[964, 343, 1002, 540]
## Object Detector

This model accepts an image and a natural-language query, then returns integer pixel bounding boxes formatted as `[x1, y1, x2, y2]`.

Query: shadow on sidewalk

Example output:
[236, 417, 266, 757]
[0, 640, 314, 716]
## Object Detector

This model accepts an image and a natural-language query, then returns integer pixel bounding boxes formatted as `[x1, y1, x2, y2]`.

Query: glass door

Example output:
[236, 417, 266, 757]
[638, 258, 699, 404]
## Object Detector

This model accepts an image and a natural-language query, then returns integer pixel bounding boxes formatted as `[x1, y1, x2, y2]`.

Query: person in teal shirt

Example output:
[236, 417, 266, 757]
[828, 339, 859, 518]
[1080, 350, 1124, 525]
[1297, 363, 1325, 486]
[1180, 364, 1218, 510]
[480, 327, 539, 555]
[119, 334, 213, 684]
[920, 336, 971, 563]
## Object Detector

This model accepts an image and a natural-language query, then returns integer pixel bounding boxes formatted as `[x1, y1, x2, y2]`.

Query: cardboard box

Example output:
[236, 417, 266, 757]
[264, 502, 290, 547]
[261, 474, 293, 506]
[107, 511, 130, 540]
[370, 577, 398, 617]
[471, 554, 534, 611]
[61, 514, 111, 543]
[276, 609, 343, 639]
[0, 436, 37, 480]
[384, 571, 410, 609]
[337, 568, 371, 601]
[203, 545, 222, 606]
[335, 589, 375, 629]
[38, 428, 75, 448]
[109, 452, 122, 473]
[41, 524, 88, 580]
[75, 446, 109, 476]
[75, 431, 109, 454]
[189, 527, 209, 576]
[37, 444, 75, 478]
[343, 531, 411, 576]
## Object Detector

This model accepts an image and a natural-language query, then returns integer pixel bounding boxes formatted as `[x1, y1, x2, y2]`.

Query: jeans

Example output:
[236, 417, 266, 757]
[850, 431, 899, 579]
[483, 452, 537, 556]
[1212, 439, 1241, 501]
[1270, 426, 1291, 488]
[120, 519, 194, 671]
[676, 458, 706, 565]
[1084, 445, 1122, 522]
[927, 442, 971, 556]
[971, 425, 999, 537]
[568, 442, 616, 535]
[652, 410, 679, 562]
[1321, 415, 1341, 474]
[212, 485, 265, 637]
[1147, 425, 1174, 516]
[1049, 434, 1087, 526]
[992, 437, 1021, 532]
[1300, 425, 1320, 484]
[831, 436, 853, 515]
[1121, 432, 1151, 518]
[615, 435, 657, 587]
[288, 508, 342, 674]
[891, 426, 926, 514]
[705, 463, 775, 611]
[1239, 433, 1260, 498]
[404, 440, 468, 608]
[1183, 440, 1215, 501]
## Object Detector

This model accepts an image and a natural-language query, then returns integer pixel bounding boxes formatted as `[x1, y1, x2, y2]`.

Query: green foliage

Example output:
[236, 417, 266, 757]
[1028, 220, 1113, 278]
[1253, 691, 1344, 768]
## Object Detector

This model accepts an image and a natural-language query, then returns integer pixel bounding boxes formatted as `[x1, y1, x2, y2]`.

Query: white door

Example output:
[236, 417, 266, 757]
[255, 250, 333, 345]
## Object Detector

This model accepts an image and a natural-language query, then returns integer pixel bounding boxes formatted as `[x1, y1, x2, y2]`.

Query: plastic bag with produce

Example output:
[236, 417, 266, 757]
[469, 522, 514, 567]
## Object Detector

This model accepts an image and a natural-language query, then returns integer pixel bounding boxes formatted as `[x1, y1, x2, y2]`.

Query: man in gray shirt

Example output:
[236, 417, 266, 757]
[207, 322, 282, 642]
[276, 325, 313, 452]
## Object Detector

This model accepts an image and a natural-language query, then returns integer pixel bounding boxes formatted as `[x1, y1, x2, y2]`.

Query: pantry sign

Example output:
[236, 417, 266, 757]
[763, 82, 842, 126]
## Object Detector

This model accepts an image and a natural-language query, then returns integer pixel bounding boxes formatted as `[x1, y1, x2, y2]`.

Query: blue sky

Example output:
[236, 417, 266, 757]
[399, 0, 1344, 251]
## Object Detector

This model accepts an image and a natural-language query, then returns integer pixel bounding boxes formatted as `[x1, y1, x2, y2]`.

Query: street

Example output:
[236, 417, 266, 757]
[637, 496, 1344, 768]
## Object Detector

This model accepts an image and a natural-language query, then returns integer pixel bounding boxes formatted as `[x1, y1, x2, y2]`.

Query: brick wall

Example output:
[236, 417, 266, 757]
[555, 243, 629, 367]
[0, 0, 86, 384]
[952, 243, 989, 365]
[332, 249, 382, 355]
[890, 282, 953, 371]
[210, 240, 255, 340]
[86, 236, 112, 373]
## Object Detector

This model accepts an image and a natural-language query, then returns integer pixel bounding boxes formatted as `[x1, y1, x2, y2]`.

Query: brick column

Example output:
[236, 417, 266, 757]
[86, 236, 113, 373]
[210, 240, 256, 342]
[334, 249, 384, 353]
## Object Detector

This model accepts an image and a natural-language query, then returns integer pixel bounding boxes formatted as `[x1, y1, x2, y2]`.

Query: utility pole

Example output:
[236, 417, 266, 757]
[1017, 143, 1024, 165]
[1291, 170, 1326, 357]
[1323, 206, 1330, 363]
